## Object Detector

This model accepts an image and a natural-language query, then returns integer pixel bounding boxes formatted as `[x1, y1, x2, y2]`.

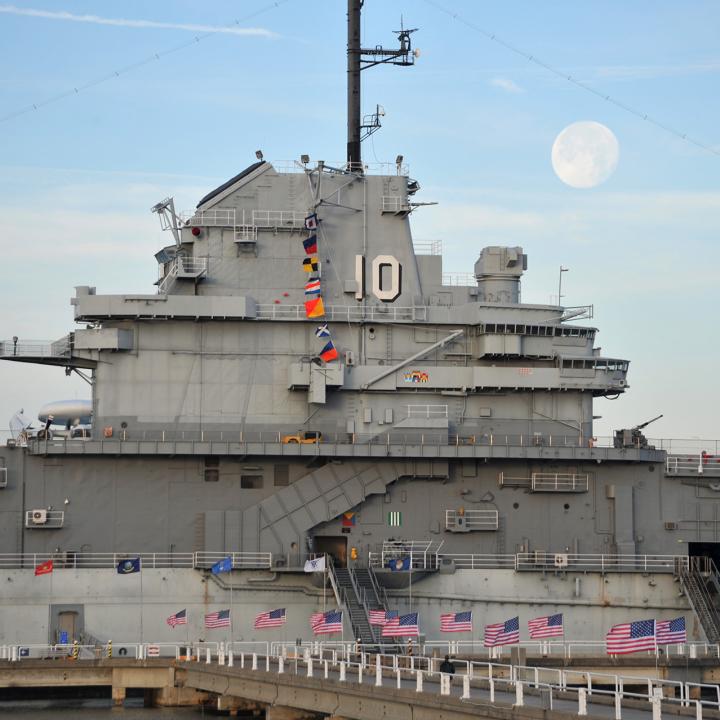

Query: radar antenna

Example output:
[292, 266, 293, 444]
[347, 1, 419, 168]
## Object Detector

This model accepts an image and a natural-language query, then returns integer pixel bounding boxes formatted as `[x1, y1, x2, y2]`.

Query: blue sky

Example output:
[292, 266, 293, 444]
[1, 1, 718, 444]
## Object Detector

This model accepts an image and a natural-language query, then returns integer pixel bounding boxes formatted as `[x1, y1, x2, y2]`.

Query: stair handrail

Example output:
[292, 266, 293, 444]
[681, 561, 720, 642]
[349, 567, 379, 644]
[324, 555, 343, 609]
[367, 564, 390, 609]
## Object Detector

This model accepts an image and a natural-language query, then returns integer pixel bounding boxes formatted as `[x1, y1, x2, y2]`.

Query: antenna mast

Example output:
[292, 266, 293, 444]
[346, 0, 418, 169]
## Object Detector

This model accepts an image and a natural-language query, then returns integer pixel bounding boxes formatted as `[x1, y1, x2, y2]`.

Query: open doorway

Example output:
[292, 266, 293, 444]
[314, 536, 347, 568]
[689, 542, 720, 570]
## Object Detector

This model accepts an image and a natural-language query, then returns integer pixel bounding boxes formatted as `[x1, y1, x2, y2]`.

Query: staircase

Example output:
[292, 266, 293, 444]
[333, 567, 376, 647]
[679, 557, 720, 642]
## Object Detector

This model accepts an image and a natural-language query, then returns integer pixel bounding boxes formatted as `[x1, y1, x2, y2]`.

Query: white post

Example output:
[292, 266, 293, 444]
[614, 692, 622, 720]
[278, 657, 284, 674]
[307, 657, 313, 677]
[218, 648, 225, 666]
[396, 669, 401, 689]
[228, 650, 234, 667]
[462, 674, 470, 699]
[651, 688, 662, 720]
[358, 663, 363, 684]
[392, 654, 398, 671]
[489, 677, 495, 703]
[515, 681, 524, 706]
[205, 648, 211, 664]
[375, 655, 382, 686]
[10, 646, 17, 663]
[416, 670, 423, 693]
[339, 661, 346, 682]
[324, 659, 329, 679]
[440, 673, 450, 696]
[252, 653, 258, 670]
[696, 699, 703, 720]
[578, 688, 588, 716]
[690, 644, 697, 659]
[240, 652, 245, 668]
[266, 654, 269, 672]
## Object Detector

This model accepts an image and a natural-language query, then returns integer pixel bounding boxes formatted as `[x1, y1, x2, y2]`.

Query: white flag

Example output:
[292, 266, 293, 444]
[304, 556, 326, 572]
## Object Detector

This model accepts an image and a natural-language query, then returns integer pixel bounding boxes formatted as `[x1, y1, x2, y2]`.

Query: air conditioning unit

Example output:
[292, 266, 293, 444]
[31, 509, 48, 524]
[664, 521, 678, 531]
[554, 553, 569, 568]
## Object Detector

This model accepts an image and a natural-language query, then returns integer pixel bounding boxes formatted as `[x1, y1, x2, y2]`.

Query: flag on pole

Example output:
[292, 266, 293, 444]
[205, 609, 231, 629]
[255, 608, 287, 629]
[319, 341, 339, 362]
[303, 235, 318, 254]
[440, 611, 473, 633]
[304, 556, 326, 572]
[304, 279, 322, 296]
[302, 257, 320, 273]
[116, 557, 141, 574]
[382, 612, 419, 637]
[484, 617, 520, 647]
[211, 556, 233, 574]
[311, 610, 343, 634]
[606, 619, 656, 654]
[315, 324, 331, 338]
[34, 560, 54, 576]
[167, 609, 187, 628]
[369, 610, 398, 626]
[656, 617, 686, 645]
[528, 613, 564, 639]
[304, 297, 325, 318]
[386, 556, 410, 571]
[304, 213, 318, 230]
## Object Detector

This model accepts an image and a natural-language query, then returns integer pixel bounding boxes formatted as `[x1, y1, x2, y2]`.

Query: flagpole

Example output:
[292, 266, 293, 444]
[139, 563, 144, 647]
[323, 554, 327, 613]
[230, 566, 233, 651]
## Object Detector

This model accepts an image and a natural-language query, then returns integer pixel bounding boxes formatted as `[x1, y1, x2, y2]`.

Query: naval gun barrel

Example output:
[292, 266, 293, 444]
[632, 414, 663, 431]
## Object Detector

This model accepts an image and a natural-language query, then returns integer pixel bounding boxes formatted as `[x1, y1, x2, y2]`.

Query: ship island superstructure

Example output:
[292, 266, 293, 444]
[1, 0, 719, 651]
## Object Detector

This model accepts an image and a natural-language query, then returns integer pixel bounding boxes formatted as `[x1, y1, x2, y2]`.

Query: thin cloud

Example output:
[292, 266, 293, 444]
[0, 5, 277, 37]
[489, 77, 524, 94]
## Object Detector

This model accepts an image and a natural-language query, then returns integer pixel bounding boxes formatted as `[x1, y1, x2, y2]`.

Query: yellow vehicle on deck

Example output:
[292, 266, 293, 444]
[281, 430, 322, 445]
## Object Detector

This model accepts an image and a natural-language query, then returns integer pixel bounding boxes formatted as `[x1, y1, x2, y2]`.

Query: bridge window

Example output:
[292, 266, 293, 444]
[204, 458, 219, 482]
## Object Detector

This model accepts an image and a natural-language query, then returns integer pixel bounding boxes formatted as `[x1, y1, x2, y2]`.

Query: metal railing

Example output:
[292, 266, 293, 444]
[0, 335, 71, 358]
[667, 453, 720, 477]
[24, 510, 64, 529]
[407, 404, 448, 418]
[412, 238, 442, 255]
[181, 208, 236, 227]
[252, 209, 307, 228]
[445, 509, 499, 531]
[381, 195, 410, 213]
[0, 551, 272, 570]
[442, 272, 476, 286]
[530, 473, 589, 492]
[254, 303, 428, 322]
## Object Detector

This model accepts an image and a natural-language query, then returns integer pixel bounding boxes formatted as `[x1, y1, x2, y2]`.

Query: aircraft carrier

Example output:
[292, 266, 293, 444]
[1, 0, 719, 651]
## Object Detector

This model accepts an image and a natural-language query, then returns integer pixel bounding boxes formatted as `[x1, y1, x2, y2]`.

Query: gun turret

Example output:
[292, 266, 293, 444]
[614, 414, 663, 450]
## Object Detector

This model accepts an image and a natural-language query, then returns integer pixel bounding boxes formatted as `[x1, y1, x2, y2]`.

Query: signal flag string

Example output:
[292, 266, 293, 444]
[422, 0, 720, 157]
[0, 0, 292, 124]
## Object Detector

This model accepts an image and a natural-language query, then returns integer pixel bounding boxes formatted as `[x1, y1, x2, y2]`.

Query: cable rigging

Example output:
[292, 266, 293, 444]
[421, 0, 719, 157]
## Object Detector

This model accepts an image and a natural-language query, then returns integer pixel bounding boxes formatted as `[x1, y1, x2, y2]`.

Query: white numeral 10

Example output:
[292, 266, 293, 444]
[355, 254, 402, 302]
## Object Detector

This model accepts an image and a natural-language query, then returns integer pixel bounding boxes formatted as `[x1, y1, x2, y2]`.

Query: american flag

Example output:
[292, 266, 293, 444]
[369, 610, 398, 626]
[382, 612, 419, 637]
[484, 616, 520, 647]
[528, 613, 564, 639]
[440, 611, 473, 633]
[166, 609, 187, 628]
[311, 610, 343, 634]
[205, 609, 231, 629]
[656, 617, 686, 645]
[606, 619, 656, 654]
[254, 608, 286, 629]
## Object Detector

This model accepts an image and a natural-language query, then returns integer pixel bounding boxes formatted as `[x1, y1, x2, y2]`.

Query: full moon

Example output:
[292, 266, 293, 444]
[551, 121, 619, 188]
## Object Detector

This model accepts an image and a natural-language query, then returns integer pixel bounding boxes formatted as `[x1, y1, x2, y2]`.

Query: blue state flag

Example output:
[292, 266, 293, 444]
[116, 557, 141, 574]
[211, 556, 233, 574]
[386, 556, 411, 571]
